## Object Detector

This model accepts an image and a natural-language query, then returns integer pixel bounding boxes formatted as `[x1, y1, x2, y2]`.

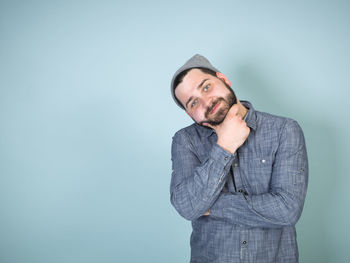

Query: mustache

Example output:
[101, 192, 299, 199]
[205, 98, 223, 118]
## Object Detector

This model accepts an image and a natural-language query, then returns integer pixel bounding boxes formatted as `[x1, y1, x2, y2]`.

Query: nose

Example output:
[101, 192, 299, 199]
[201, 97, 213, 110]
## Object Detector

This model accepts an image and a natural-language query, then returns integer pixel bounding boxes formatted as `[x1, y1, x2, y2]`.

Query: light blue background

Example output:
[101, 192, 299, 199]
[1, 0, 349, 262]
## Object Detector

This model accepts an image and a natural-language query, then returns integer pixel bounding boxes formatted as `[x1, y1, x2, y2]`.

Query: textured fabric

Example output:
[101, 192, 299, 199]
[170, 101, 308, 263]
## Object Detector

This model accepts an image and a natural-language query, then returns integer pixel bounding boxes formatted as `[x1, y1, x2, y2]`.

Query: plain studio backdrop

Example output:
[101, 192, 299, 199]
[1, 0, 349, 262]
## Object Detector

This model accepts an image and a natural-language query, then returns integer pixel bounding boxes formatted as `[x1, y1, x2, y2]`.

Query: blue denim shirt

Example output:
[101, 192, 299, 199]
[170, 101, 308, 263]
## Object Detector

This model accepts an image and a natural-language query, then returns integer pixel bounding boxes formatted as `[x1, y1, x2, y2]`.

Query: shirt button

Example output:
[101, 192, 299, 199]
[238, 189, 243, 193]
[224, 156, 228, 161]
[242, 240, 247, 244]
[234, 163, 238, 167]
[261, 159, 266, 163]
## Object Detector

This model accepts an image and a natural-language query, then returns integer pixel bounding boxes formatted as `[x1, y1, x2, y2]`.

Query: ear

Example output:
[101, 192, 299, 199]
[216, 72, 231, 87]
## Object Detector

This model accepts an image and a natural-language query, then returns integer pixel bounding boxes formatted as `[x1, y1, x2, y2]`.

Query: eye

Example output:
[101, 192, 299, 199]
[203, 84, 210, 92]
[191, 99, 198, 108]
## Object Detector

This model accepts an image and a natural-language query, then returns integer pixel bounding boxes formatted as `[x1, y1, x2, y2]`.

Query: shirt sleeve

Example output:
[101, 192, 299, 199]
[170, 130, 236, 221]
[209, 120, 308, 228]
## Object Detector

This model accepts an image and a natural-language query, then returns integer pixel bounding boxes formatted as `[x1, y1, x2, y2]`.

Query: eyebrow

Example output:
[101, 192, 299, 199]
[185, 78, 209, 109]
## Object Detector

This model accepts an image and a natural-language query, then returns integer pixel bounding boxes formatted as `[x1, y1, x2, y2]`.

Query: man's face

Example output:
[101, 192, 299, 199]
[175, 69, 237, 126]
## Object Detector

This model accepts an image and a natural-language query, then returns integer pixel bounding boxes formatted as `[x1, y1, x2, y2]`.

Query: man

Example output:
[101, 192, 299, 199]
[170, 54, 308, 263]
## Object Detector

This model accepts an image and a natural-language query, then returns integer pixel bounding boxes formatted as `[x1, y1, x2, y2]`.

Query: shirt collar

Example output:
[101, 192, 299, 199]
[241, 100, 257, 131]
[195, 100, 257, 137]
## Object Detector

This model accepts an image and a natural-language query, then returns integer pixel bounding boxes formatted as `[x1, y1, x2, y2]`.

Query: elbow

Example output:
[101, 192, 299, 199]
[170, 193, 200, 221]
[275, 190, 306, 226]
[283, 214, 299, 226]
[280, 204, 303, 226]
[178, 210, 198, 221]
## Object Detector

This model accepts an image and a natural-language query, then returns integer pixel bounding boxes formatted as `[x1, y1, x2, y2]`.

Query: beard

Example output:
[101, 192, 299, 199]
[199, 86, 237, 126]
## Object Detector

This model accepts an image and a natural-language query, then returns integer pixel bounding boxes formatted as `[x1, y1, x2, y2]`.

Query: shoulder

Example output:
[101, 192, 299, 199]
[255, 110, 305, 149]
[172, 123, 212, 144]
[255, 110, 303, 133]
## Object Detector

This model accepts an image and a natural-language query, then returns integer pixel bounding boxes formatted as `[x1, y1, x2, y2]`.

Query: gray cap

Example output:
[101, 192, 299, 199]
[170, 54, 219, 109]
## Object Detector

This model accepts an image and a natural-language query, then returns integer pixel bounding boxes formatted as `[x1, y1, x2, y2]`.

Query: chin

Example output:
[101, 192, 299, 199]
[209, 107, 230, 125]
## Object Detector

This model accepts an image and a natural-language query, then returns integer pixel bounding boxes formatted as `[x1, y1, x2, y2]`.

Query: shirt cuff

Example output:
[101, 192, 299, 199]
[208, 143, 236, 172]
[210, 143, 236, 162]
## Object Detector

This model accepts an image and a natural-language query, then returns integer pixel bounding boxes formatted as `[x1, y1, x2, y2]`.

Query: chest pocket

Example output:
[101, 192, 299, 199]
[239, 156, 274, 194]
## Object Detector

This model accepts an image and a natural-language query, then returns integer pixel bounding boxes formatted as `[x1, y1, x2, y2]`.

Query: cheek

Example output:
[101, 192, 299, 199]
[191, 109, 206, 123]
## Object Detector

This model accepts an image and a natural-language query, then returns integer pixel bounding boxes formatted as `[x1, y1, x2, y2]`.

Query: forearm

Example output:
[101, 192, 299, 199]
[171, 143, 235, 221]
[210, 121, 308, 228]
[210, 186, 307, 228]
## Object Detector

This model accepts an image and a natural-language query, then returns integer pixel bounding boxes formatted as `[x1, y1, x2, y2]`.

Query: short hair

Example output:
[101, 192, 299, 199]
[173, 67, 217, 109]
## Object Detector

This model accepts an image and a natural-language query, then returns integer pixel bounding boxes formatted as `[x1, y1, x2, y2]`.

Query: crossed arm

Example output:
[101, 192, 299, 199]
[170, 120, 308, 228]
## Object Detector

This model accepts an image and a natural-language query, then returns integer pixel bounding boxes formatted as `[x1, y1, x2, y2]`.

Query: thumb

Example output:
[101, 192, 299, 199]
[202, 122, 214, 130]
[227, 104, 239, 117]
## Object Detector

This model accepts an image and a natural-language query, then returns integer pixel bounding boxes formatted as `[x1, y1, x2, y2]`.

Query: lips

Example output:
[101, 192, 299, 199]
[210, 101, 221, 114]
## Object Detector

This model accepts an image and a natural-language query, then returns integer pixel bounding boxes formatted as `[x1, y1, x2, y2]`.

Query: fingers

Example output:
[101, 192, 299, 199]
[227, 104, 240, 118]
[202, 122, 214, 129]
[203, 210, 210, 216]
[224, 105, 243, 123]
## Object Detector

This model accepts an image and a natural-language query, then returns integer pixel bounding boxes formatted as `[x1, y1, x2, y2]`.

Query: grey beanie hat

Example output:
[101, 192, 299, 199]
[170, 54, 220, 109]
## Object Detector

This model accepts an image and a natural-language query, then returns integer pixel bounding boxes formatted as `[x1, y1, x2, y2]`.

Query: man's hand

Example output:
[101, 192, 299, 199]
[203, 105, 250, 154]
[203, 210, 210, 216]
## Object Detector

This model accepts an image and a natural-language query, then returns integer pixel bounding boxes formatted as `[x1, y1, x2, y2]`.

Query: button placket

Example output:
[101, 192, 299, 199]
[240, 230, 248, 260]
